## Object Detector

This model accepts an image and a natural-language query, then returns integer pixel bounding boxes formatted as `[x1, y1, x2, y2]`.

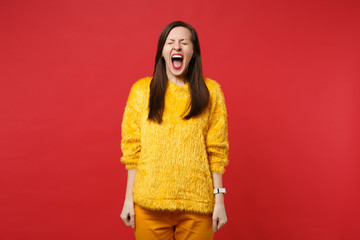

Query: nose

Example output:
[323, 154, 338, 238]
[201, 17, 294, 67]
[173, 42, 181, 51]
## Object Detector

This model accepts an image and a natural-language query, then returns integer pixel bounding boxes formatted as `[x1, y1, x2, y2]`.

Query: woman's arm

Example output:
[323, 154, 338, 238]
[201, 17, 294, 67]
[120, 169, 137, 228]
[212, 172, 227, 232]
[120, 81, 142, 228]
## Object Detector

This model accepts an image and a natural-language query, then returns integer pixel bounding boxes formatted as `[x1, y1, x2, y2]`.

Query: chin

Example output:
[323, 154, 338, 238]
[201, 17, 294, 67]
[172, 70, 184, 77]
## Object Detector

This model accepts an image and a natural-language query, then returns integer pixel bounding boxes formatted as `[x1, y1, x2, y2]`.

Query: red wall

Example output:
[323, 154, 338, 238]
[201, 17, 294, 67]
[1, 0, 359, 239]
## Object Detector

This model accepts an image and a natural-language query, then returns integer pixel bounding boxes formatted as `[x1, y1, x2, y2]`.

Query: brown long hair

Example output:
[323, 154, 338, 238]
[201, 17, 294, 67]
[148, 21, 210, 123]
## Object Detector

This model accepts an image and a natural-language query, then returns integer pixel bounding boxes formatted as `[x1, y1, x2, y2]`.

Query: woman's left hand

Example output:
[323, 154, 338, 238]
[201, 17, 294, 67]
[212, 200, 227, 232]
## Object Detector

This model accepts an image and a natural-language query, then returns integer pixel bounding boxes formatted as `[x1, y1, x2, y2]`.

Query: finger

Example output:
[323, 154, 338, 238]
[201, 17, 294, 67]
[120, 214, 126, 223]
[121, 214, 130, 227]
[130, 213, 135, 229]
[124, 217, 130, 226]
[217, 220, 227, 231]
[217, 222, 223, 231]
[212, 219, 218, 232]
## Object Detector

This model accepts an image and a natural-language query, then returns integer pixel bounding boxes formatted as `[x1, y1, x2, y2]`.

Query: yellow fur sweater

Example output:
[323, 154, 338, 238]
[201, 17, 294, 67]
[121, 77, 229, 214]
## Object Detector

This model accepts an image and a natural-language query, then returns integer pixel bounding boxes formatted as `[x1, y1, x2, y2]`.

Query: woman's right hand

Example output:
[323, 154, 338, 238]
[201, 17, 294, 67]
[120, 200, 135, 229]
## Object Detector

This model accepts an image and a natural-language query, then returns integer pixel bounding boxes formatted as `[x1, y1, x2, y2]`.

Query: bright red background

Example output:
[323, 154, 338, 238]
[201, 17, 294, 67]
[1, 0, 359, 239]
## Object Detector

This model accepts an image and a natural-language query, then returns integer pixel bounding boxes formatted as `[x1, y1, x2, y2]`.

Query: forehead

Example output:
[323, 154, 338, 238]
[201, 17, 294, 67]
[167, 27, 192, 39]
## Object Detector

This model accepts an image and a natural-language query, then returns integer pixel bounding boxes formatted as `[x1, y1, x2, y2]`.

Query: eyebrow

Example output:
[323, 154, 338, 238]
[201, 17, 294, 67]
[167, 38, 189, 41]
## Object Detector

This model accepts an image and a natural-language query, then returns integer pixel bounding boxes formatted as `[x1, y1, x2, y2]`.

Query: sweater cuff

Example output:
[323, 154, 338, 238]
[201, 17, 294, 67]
[125, 162, 138, 170]
[121, 156, 139, 170]
[209, 155, 228, 174]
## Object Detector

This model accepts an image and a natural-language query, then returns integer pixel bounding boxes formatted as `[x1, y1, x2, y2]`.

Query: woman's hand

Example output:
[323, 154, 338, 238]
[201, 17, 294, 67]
[120, 200, 135, 229]
[120, 169, 137, 228]
[211, 172, 227, 232]
[212, 199, 227, 232]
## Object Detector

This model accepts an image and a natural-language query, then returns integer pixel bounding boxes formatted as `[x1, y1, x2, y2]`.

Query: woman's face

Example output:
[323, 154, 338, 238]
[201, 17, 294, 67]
[162, 27, 194, 81]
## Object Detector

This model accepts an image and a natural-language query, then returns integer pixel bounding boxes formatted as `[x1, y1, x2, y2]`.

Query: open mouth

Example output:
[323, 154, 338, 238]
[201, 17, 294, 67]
[171, 54, 183, 69]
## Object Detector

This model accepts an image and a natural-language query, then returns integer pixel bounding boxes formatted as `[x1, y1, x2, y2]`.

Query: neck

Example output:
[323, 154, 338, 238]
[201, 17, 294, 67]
[168, 75, 186, 86]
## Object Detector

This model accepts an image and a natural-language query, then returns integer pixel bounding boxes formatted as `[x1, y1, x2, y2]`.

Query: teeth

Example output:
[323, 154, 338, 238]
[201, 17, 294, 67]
[172, 55, 183, 59]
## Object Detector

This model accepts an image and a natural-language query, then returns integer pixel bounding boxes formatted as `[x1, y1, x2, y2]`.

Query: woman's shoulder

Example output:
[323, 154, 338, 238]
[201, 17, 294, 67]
[204, 77, 224, 96]
[204, 78, 227, 112]
[126, 77, 152, 103]
[131, 76, 152, 91]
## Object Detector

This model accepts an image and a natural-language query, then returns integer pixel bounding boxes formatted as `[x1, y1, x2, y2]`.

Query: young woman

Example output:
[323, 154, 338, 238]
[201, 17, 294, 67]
[120, 21, 229, 240]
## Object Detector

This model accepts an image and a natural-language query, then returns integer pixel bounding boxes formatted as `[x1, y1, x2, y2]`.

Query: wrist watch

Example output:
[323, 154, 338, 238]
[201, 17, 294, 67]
[213, 188, 226, 194]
